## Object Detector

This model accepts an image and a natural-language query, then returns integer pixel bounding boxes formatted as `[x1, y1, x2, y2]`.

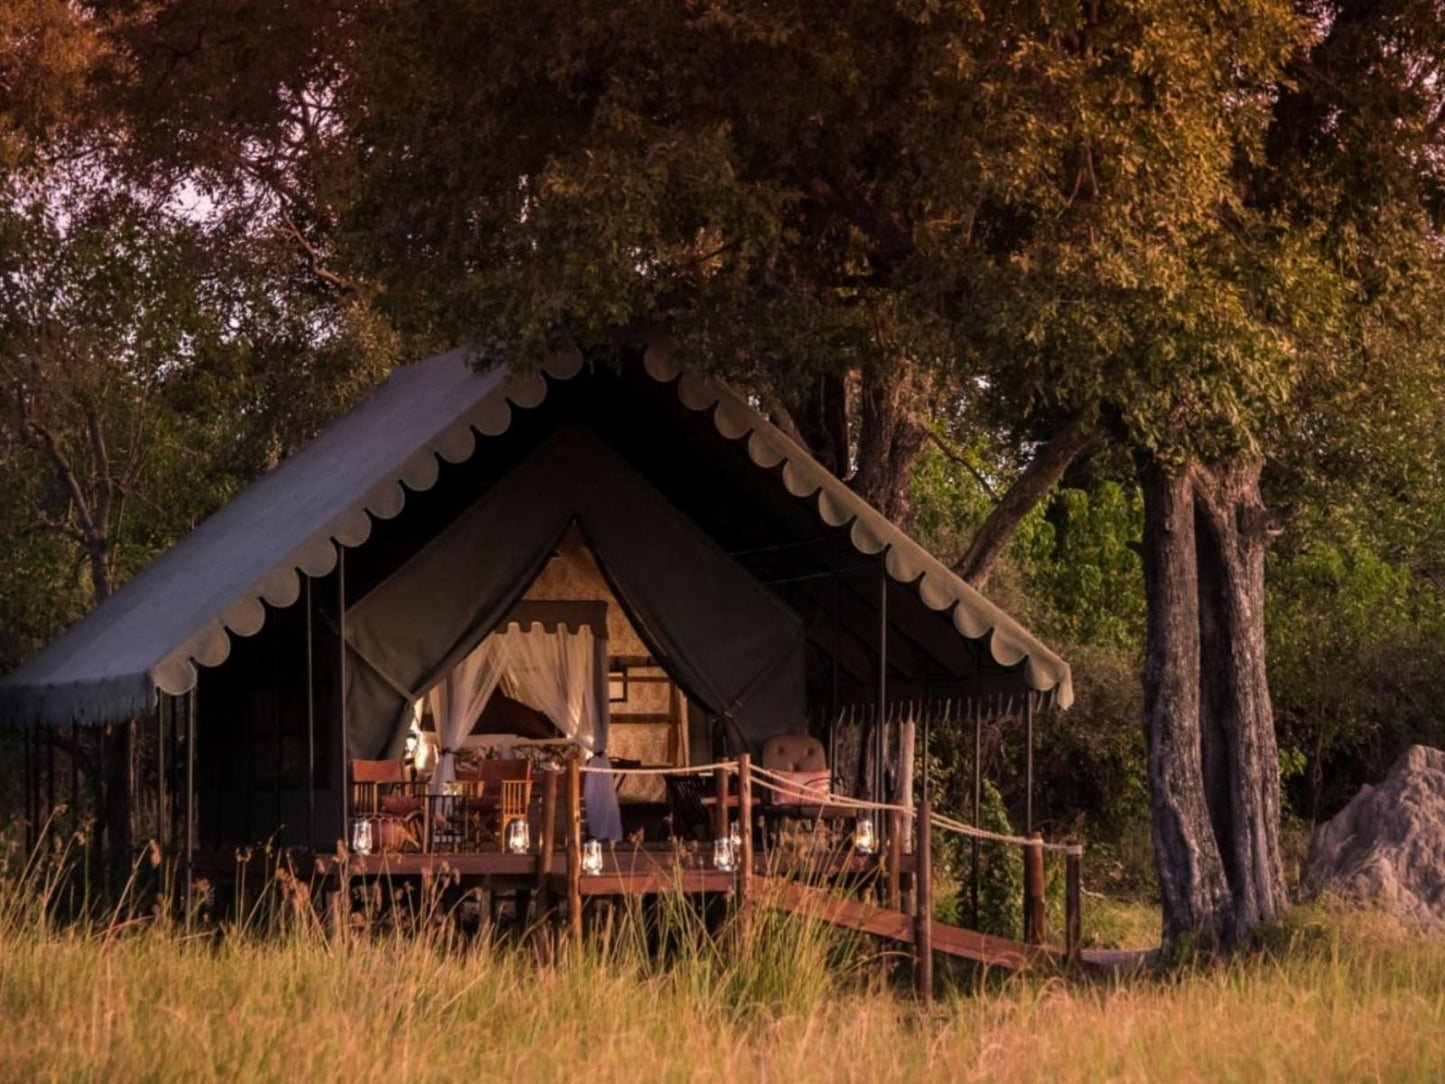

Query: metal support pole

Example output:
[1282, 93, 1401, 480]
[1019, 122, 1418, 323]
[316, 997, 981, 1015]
[876, 555, 888, 834]
[70, 720, 78, 835]
[46, 721, 55, 835]
[156, 697, 167, 850]
[738, 752, 754, 925]
[127, 717, 137, 856]
[271, 619, 281, 843]
[829, 539, 840, 775]
[1025, 692, 1035, 836]
[971, 699, 982, 931]
[23, 724, 34, 853]
[337, 546, 349, 846]
[305, 576, 316, 850]
[185, 688, 196, 920]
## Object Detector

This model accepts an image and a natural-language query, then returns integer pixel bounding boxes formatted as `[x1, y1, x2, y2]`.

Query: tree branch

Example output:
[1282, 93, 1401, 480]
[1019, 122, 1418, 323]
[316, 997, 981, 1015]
[924, 428, 999, 501]
[954, 417, 1102, 589]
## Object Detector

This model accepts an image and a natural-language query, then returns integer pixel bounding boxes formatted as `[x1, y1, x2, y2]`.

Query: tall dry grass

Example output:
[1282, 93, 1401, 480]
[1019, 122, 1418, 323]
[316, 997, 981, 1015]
[1, 832, 1443, 1082]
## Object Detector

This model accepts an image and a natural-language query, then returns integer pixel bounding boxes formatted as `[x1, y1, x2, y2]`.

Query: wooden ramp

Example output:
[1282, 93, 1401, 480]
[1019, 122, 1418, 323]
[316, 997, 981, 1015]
[760, 878, 1059, 971]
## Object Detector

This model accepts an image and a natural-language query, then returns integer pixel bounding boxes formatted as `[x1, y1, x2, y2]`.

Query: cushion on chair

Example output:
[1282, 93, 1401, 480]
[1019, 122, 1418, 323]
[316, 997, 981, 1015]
[762, 734, 827, 773]
[379, 791, 423, 816]
[766, 770, 831, 806]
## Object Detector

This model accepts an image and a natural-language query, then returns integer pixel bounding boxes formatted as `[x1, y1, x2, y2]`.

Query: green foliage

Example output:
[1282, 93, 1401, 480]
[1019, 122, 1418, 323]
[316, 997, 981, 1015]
[1268, 538, 1445, 819]
[958, 780, 1025, 941]
[0, 177, 393, 669]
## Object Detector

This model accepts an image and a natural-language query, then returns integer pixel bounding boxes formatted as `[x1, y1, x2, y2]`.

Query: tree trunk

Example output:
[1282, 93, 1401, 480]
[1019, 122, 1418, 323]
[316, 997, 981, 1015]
[955, 417, 1100, 588]
[87, 537, 112, 601]
[1140, 454, 1286, 952]
[1193, 457, 1287, 941]
[788, 373, 851, 479]
[853, 359, 929, 530]
[1140, 460, 1233, 949]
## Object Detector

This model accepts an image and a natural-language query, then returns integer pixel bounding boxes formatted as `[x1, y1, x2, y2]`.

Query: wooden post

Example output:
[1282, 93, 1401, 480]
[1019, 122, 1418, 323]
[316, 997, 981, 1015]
[886, 808, 903, 912]
[737, 753, 754, 920]
[915, 798, 933, 1000]
[1065, 846, 1082, 961]
[536, 768, 558, 909]
[566, 757, 582, 952]
[713, 765, 729, 841]
[1024, 831, 1047, 945]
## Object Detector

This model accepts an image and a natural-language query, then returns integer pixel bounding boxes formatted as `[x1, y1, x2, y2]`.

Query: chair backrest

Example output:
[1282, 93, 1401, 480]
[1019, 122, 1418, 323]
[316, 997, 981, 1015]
[478, 758, 532, 787]
[499, 778, 532, 818]
[351, 758, 407, 784]
[762, 734, 827, 773]
[664, 774, 713, 842]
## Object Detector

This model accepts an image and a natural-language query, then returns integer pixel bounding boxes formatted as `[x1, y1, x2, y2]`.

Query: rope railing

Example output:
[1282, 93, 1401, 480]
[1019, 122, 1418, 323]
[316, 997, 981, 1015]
[929, 810, 1083, 856]
[576, 759, 739, 776]
[572, 758, 1086, 858]
[748, 765, 914, 817]
[748, 764, 1083, 856]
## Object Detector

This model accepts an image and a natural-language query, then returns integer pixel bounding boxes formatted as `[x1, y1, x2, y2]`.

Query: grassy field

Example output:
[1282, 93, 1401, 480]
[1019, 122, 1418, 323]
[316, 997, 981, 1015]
[1, 849, 1442, 1084]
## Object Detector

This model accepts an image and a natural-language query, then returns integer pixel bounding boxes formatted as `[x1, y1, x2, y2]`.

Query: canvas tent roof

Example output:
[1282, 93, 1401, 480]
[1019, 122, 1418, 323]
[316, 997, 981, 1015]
[0, 342, 1073, 728]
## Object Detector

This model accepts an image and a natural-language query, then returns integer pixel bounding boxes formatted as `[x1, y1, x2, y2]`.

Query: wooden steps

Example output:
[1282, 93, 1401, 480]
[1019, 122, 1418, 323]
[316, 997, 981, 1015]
[760, 877, 1059, 971]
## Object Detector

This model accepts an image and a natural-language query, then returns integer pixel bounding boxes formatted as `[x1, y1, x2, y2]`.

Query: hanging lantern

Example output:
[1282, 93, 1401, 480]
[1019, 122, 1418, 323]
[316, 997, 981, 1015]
[853, 815, 877, 856]
[582, 839, 604, 876]
[713, 836, 736, 872]
[350, 818, 375, 856]
[507, 818, 531, 854]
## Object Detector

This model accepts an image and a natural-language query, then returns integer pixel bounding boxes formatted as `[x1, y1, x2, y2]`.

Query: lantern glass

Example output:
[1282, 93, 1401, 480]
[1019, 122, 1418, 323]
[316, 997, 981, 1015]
[853, 816, 877, 855]
[713, 837, 736, 872]
[582, 839, 604, 876]
[506, 819, 530, 854]
[350, 818, 375, 856]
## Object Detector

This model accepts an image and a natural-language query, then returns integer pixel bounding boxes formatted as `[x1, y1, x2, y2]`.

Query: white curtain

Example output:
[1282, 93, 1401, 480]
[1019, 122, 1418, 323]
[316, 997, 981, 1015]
[427, 637, 510, 795]
[497, 624, 622, 841]
[421, 622, 623, 838]
[496, 625, 599, 751]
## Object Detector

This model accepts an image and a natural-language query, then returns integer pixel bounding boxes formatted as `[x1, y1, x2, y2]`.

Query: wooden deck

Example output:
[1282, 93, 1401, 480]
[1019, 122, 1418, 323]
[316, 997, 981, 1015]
[197, 846, 1046, 972]
[190, 760, 1078, 991]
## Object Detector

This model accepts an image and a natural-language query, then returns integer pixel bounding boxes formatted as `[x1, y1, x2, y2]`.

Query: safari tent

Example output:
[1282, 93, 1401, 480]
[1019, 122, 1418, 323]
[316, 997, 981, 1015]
[0, 343, 1072, 859]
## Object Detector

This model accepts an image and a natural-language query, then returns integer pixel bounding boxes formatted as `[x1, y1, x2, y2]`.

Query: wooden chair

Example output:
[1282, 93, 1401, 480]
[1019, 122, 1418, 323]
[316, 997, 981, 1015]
[350, 758, 407, 816]
[664, 774, 713, 842]
[477, 759, 532, 852]
[349, 759, 423, 853]
[499, 779, 532, 852]
[432, 768, 486, 852]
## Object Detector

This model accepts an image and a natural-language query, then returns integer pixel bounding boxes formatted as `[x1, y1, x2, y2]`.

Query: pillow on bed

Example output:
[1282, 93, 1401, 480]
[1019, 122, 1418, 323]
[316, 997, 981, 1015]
[767, 769, 831, 806]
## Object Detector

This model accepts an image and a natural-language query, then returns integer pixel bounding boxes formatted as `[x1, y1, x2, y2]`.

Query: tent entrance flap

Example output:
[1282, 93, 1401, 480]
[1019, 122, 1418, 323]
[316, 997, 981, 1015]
[423, 606, 622, 839]
[341, 425, 807, 761]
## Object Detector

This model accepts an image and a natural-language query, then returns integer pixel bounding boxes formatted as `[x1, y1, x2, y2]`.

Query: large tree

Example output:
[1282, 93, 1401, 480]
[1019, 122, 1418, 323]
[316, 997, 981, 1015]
[19, 0, 1445, 948]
